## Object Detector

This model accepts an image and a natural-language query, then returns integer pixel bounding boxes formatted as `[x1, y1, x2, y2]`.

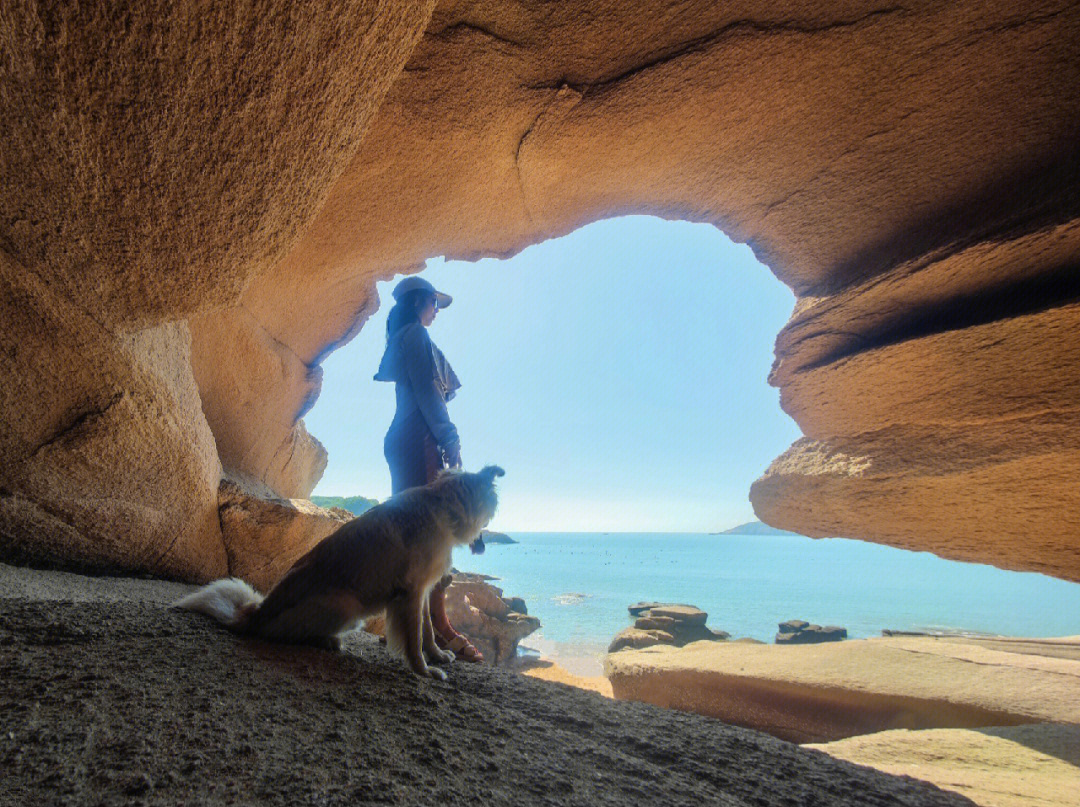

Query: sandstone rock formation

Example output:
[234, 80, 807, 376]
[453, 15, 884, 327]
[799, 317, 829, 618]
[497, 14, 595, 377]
[216, 475, 352, 592]
[363, 572, 540, 665]
[0, 252, 225, 581]
[776, 619, 848, 644]
[609, 627, 677, 653]
[1, 586, 976, 807]
[610, 603, 730, 652]
[443, 573, 541, 664]
[810, 723, 1080, 807]
[604, 634, 1080, 744]
[0, 1, 435, 573]
[2, 2, 1080, 582]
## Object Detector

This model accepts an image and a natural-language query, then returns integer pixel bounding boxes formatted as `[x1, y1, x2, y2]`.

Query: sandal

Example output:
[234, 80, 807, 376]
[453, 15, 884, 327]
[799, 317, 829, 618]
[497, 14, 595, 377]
[438, 631, 484, 663]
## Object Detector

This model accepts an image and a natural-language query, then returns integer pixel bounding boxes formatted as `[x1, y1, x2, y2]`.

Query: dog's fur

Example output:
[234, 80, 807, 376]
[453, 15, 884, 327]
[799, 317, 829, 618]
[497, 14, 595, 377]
[173, 465, 504, 679]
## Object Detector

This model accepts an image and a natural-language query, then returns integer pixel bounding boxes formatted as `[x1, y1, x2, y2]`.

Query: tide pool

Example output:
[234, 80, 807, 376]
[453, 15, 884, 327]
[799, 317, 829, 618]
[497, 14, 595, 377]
[453, 532, 1080, 671]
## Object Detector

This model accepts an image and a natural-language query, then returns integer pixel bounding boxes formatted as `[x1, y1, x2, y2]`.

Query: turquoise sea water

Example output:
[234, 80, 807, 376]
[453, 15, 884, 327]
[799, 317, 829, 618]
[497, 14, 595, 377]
[453, 532, 1080, 672]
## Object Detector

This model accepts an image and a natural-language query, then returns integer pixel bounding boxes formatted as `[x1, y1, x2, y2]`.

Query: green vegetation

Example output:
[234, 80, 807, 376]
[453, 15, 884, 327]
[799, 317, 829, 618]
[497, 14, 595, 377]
[310, 495, 379, 516]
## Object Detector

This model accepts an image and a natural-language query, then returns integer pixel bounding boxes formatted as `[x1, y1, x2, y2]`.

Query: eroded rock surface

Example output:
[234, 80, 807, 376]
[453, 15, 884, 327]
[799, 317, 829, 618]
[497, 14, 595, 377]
[810, 723, 1080, 807]
[443, 574, 541, 664]
[776, 619, 848, 644]
[216, 475, 352, 592]
[610, 603, 730, 652]
[0, 589, 974, 807]
[194, 0, 1080, 581]
[0, 253, 225, 580]
[604, 635, 1080, 744]
[2, 1, 1079, 581]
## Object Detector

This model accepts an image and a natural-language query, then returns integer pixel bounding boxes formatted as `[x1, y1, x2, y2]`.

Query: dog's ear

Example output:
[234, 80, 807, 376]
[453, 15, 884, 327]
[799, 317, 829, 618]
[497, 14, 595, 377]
[478, 465, 505, 484]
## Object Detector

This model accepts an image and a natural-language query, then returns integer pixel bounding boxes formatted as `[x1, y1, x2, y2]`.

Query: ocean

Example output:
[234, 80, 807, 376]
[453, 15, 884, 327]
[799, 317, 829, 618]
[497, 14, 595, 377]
[453, 532, 1080, 675]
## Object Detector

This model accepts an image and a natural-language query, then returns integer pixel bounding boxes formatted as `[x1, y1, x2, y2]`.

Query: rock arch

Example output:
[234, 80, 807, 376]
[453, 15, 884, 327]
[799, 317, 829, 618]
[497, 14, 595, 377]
[2, 1, 1078, 581]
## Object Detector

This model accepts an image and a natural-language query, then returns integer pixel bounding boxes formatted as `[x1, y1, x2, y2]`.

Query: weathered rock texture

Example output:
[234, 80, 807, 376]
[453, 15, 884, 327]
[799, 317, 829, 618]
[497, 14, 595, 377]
[610, 603, 730, 652]
[364, 572, 541, 665]
[216, 476, 352, 592]
[810, 723, 1080, 807]
[0, 251, 225, 580]
[2, 1, 1080, 581]
[443, 574, 541, 664]
[776, 619, 848, 644]
[0, 591, 975, 807]
[0, 1, 435, 571]
[604, 635, 1080, 744]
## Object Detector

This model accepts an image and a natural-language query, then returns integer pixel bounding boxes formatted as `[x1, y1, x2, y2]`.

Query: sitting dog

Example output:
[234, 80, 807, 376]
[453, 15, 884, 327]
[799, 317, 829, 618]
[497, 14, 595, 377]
[173, 465, 504, 680]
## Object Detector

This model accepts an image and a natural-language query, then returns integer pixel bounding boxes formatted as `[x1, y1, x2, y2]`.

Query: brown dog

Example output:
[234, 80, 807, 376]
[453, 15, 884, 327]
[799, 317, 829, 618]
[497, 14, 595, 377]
[173, 466, 504, 679]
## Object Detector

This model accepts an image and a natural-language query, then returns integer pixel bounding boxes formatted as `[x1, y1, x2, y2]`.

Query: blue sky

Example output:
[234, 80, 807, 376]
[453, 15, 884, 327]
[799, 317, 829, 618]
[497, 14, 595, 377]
[307, 216, 802, 532]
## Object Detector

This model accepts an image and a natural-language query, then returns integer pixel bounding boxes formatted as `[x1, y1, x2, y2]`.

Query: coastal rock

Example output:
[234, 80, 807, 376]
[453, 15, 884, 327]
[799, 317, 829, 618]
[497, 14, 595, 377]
[503, 596, 528, 615]
[609, 627, 676, 653]
[635, 615, 677, 631]
[605, 635, 1080, 744]
[0, 571, 976, 807]
[216, 474, 352, 592]
[615, 603, 729, 651]
[224, 0, 1080, 585]
[2, 3, 1080, 583]
[0, 264, 225, 581]
[809, 723, 1080, 807]
[188, 308, 328, 498]
[0, 2, 432, 574]
[776, 620, 848, 644]
[648, 605, 709, 625]
[442, 575, 540, 665]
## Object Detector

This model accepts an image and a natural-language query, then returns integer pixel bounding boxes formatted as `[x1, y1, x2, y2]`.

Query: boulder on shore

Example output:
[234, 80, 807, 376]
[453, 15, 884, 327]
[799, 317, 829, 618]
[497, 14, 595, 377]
[610, 603, 729, 652]
[776, 620, 848, 644]
[366, 573, 539, 666]
[443, 575, 540, 665]
[609, 627, 676, 653]
[604, 634, 1080, 744]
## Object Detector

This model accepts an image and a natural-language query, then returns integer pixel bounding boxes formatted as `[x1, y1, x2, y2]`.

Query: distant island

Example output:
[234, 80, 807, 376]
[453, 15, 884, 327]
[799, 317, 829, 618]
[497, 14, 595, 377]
[483, 531, 517, 545]
[310, 495, 378, 516]
[714, 521, 803, 537]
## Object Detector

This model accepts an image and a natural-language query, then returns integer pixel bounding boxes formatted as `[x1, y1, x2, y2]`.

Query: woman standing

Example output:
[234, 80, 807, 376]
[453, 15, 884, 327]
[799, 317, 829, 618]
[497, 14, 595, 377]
[374, 276, 483, 662]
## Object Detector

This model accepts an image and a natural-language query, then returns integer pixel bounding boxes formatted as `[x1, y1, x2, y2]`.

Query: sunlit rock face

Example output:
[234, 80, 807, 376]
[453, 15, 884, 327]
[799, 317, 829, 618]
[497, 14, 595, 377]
[0, 1, 437, 575]
[2, 1, 1079, 581]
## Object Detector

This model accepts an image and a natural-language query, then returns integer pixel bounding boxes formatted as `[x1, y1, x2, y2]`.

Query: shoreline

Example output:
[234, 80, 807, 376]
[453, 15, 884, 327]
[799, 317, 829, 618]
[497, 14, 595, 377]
[514, 656, 614, 698]
[515, 635, 608, 677]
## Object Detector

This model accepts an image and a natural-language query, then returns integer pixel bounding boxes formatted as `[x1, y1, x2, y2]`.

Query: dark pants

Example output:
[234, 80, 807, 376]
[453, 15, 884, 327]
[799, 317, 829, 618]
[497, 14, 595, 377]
[384, 410, 454, 630]
[385, 409, 444, 495]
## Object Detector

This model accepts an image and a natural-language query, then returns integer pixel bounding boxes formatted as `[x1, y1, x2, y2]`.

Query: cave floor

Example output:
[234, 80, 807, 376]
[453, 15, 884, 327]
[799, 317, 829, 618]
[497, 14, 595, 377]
[0, 570, 973, 807]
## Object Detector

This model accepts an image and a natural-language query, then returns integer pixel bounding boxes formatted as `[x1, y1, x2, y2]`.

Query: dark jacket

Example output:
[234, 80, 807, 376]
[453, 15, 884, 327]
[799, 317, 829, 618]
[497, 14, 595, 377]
[374, 322, 461, 454]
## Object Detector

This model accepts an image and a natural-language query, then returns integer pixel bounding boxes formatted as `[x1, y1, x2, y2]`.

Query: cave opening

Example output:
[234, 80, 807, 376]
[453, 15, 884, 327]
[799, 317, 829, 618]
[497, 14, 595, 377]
[303, 215, 1080, 664]
[306, 215, 799, 530]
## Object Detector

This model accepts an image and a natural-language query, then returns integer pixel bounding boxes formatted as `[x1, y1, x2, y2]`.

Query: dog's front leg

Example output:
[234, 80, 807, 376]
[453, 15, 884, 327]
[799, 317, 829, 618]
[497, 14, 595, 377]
[386, 591, 446, 681]
[422, 595, 454, 666]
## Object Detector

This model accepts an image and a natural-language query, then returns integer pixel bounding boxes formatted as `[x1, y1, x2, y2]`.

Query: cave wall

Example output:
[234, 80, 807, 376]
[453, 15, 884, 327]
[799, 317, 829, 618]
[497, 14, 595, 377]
[0, 0, 437, 577]
[3, 0, 1079, 581]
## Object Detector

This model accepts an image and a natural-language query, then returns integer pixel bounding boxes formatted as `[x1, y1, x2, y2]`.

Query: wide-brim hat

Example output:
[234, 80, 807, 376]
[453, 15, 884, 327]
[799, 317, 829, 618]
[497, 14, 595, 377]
[391, 276, 452, 309]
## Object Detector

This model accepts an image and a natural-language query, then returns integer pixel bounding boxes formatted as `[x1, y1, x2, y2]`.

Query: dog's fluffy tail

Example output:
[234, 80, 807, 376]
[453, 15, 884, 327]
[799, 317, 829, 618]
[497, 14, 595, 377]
[172, 578, 264, 630]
